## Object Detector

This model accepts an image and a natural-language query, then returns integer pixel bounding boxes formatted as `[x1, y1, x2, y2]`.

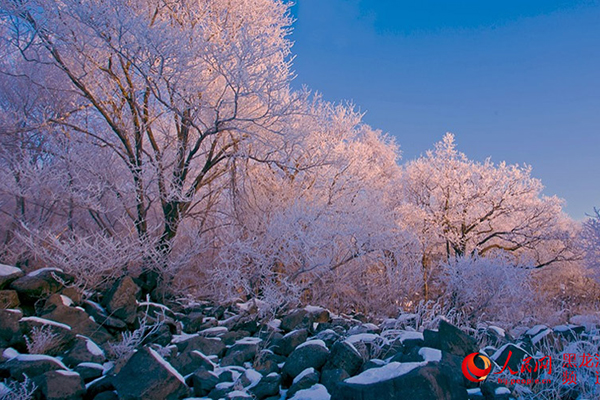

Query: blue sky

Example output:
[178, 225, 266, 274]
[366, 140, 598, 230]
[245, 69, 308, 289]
[289, 1, 600, 219]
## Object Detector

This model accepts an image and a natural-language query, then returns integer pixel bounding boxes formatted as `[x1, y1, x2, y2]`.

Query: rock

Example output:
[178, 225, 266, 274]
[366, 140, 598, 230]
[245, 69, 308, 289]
[281, 310, 312, 332]
[63, 336, 106, 367]
[305, 306, 331, 323]
[320, 368, 350, 395]
[33, 370, 85, 400]
[9, 268, 74, 301]
[254, 349, 283, 376]
[423, 329, 440, 349]
[282, 340, 330, 384]
[287, 368, 320, 398]
[181, 312, 207, 333]
[19, 316, 76, 355]
[221, 338, 261, 366]
[289, 384, 330, 400]
[171, 335, 225, 375]
[250, 372, 281, 399]
[189, 368, 219, 397]
[274, 329, 309, 356]
[74, 362, 104, 382]
[83, 300, 128, 332]
[0, 290, 20, 309]
[84, 375, 115, 400]
[0, 354, 68, 380]
[92, 391, 119, 400]
[42, 305, 113, 344]
[113, 347, 189, 400]
[314, 329, 340, 348]
[438, 320, 478, 357]
[0, 309, 23, 348]
[174, 334, 226, 356]
[491, 343, 531, 375]
[333, 362, 467, 400]
[0, 264, 23, 290]
[102, 277, 140, 325]
[324, 341, 364, 376]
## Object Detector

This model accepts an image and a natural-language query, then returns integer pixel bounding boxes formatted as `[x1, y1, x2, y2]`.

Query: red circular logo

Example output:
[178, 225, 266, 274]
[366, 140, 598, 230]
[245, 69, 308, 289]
[462, 352, 492, 382]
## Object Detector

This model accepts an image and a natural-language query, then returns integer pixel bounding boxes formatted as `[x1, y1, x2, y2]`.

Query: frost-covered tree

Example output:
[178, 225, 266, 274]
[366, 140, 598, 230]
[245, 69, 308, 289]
[582, 208, 600, 271]
[0, 0, 296, 254]
[400, 133, 575, 298]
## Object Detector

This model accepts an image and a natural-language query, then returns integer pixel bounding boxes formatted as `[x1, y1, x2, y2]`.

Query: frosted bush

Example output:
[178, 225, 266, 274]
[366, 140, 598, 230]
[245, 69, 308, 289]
[441, 255, 533, 324]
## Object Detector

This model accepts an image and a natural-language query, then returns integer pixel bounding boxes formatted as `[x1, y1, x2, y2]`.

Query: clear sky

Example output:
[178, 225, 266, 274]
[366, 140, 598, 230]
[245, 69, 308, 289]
[289, 0, 600, 220]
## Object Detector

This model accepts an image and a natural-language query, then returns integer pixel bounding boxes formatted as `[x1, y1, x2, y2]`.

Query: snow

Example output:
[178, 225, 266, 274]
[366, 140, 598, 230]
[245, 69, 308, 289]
[84, 337, 105, 357]
[199, 326, 228, 336]
[85, 376, 105, 389]
[228, 391, 251, 399]
[397, 313, 419, 323]
[3, 348, 19, 359]
[296, 339, 327, 350]
[345, 362, 426, 385]
[84, 300, 106, 314]
[363, 323, 379, 332]
[60, 295, 73, 306]
[27, 267, 63, 277]
[289, 384, 330, 400]
[492, 343, 530, 362]
[56, 370, 80, 377]
[526, 325, 548, 336]
[216, 382, 235, 390]
[191, 350, 217, 369]
[4, 309, 22, 315]
[418, 347, 442, 363]
[16, 354, 69, 370]
[345, 333, 382, 344]
[21, 316, 72, 330]
[236, 337, 263, 345]
[77, 362, 104, 370]
[305, 305, 326, 314]
[489, 326, 505, 337]
[495, 387, 511, 395]
[267, 319, 281, 330]
[531, 329, 551, 345]
[0, 263, 21, 276]
[397, 331, 424, 342]
[293, 367, 315, 384]
[244, 369, 262, 387]
[467, 388, 482, 395]
[554, 324, 577, 332]
[148, 347, 186, 384]
[172, 332, 199, 344]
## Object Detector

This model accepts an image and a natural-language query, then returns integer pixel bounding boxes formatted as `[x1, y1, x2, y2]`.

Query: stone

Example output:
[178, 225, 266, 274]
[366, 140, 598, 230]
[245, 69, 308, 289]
[189, 368, 219, 397]
[33, 370, 85, 400]
[174, 334, 226, 356]
[113, 347, 189, 400]
[287, 368, 320, 398]
[9, 268, 74, 301]
[320, 368, 350, 395]
[0, 309, 23, 348]
[491, 343, 531, 375]
[42, 304, 113, 344]
[281, 310, 312, 332]
[92, 392, 119, 400]
[102, 276, 140, 325]
[438, 320, 478, 357]
[0, 354, 67, 380]
[324, 341, 364, 376]
[84, 375, 115, 400]
[274, 329, 309, 356]
[250, 372, 281, 400]
[221, 341, 260, 367]
[74, 362, 104, 382]
[253, 349, 282, 376]
[282, 341, 330, 384]
[0, 264, 23, 290]
[0, 290, 20, 309]
[62, 336, 106, 367]
[333, 362, 467, 400]
[19, 316, 76, 355]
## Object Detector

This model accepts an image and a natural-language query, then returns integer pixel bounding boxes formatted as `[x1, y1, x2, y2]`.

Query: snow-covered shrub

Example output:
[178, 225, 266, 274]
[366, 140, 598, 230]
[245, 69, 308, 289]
[0, 376, 37, 400]
[24, 326, 59, 355]
[441, 255, 533, 324]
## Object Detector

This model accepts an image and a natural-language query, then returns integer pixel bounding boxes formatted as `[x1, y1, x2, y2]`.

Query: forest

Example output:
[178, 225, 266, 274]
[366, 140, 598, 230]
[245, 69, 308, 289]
[0, 0, 598, 327]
